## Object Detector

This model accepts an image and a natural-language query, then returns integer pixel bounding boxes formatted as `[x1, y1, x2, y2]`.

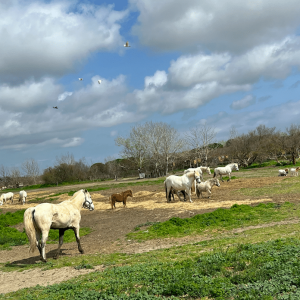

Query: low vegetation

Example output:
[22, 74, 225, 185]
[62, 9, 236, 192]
[3, 238, 300, 299]
[127, 202, 295, 241]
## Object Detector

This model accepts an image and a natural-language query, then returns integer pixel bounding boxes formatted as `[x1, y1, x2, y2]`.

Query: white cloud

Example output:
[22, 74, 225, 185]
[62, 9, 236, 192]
[58, 92, 73, 102]
[62, 137, 84, 148]
[130, 0, 300, 53]
[132, 36, 300, 114]
[0, 1, 128, 84]
[230, 95, 256, 110]
[0, 74, 145, 150]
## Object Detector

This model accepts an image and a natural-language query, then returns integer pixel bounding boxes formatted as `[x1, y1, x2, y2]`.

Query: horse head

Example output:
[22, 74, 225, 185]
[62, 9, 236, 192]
[206, 167, 211, 175]
[234, 163, 239, 171]
[215, 179, 220, 187]
[82, 189, 94, 211]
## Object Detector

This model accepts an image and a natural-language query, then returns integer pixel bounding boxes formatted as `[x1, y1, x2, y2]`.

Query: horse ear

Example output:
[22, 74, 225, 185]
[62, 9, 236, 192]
[84, 189, 88, 193]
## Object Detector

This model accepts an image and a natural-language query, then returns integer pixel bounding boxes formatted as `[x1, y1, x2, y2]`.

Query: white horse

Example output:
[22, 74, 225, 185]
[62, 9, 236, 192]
[278, 168, 289, 176]
[0, 192, 14, 204]
[290, 167, 300, 176]
[213, 163, 239, 182]
[19, 190, 27, 205]
[196, 178, 220, 199]
[184, 166, 211, 181]
[24, 189, 94, 262]
[165, 171, 201, 203]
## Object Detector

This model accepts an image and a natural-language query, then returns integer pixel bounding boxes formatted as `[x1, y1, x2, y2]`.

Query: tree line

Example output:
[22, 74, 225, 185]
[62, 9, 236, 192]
[1, 122, 300, 187]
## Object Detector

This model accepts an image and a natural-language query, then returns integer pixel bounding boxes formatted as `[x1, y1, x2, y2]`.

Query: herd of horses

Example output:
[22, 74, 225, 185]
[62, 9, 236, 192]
[6, 162, 299, 262]
[164, 163, 239, 203]
[17, 162, 239, 262]
[0, 190, 27, 205]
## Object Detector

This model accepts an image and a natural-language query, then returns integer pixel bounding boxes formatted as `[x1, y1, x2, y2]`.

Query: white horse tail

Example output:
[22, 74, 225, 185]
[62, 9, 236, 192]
[24, 207, 37, 253]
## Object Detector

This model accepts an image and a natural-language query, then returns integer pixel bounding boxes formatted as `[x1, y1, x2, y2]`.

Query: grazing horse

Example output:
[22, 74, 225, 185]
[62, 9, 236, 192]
[24, 189, 94, 262]
[278, 168, 289, 176]
[196, 178, 220, 199]
[213, 163, 239, 182]
[110, 190, 133, 209]
[19, 190, 27, 205]
[184, 166, 211, 181]
[165, 171, 201, 203]
[290, 167, 300, 176]
[0, 192, 14, 204]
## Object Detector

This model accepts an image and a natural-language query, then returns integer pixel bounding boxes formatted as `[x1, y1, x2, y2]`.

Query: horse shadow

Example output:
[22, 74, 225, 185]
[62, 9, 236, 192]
[4, 248, 69, 268]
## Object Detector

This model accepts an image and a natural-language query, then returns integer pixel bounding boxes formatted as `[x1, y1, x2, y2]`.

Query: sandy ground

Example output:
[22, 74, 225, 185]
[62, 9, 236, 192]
[0, 175, 296, 295]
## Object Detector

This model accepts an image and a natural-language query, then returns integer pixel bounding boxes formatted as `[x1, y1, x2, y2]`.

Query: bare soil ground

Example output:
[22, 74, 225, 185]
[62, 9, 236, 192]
[0, 175, 298, 294]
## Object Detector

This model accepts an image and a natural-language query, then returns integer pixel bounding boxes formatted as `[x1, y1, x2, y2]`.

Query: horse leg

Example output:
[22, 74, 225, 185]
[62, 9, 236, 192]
[40, 229, 49, 262]
[220, 174, 224, 182]
[227, 173, 231, 182]
[72, 227, 84, 254]
[207, 189, 211, 198]
[176, 191, 183, 201]
[187, 189, 193, 203]
[36, 230, 43, 261]
[54, 228, 66, 259]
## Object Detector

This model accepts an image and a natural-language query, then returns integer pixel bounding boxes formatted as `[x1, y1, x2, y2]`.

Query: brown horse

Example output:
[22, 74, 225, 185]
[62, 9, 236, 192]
[110, 190, 133, 209]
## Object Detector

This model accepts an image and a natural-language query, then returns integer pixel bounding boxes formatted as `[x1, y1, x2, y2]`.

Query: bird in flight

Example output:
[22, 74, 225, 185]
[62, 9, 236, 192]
[124, 41, 131, 47]
[98, 80, 102, 84]
[53, 106, 58, 109]
[79, 78, 83, 81]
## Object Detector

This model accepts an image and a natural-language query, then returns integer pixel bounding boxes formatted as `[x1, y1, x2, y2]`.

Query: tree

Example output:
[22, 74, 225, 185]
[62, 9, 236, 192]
[285, 124, 300, 165]
[115, 124, 149, 171]
[186, 123, 216, 166]
[0, 165, 10, 186]
[22, 158, 40, 184]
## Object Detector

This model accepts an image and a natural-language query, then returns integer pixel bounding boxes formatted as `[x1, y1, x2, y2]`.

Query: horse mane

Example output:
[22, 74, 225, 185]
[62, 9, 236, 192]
[186, 171, 200, 178]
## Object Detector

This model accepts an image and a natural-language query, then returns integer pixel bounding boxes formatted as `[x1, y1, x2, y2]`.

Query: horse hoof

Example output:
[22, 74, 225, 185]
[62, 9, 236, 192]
[80, 250, 84, 254]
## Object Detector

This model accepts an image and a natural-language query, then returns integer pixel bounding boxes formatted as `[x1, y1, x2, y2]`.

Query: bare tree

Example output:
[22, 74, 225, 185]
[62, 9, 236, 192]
[186, 123, 216, 166]
[10, 167, 21, 187]
[115, 124, 149, 172]
[22, 158, 40, 184]
[0, 165, 10, 186]
[285, 124, 300, 165]
[55, 152, 75, 166]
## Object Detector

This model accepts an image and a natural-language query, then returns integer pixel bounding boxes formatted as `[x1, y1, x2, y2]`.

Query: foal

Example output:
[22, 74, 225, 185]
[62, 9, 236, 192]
[110, 190, 133, 209]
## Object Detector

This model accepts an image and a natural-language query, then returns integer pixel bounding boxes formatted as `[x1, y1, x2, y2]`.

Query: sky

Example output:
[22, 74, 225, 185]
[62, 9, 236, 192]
[1, 0, 300, 171]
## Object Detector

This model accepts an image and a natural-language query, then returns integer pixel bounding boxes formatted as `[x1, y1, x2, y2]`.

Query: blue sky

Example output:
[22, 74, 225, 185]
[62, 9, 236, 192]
[1, 0, 300, 171]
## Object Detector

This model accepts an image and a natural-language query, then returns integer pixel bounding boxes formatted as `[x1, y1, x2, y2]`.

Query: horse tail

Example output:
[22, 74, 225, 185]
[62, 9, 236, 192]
[213, 169, 217, 178]
[24, 207, 37, 253]
[164, 181, 167, 199]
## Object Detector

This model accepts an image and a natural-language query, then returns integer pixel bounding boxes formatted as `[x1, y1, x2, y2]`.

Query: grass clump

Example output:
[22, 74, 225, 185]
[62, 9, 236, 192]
[128, 202, 295, 240]
[5, 238, 300, 299]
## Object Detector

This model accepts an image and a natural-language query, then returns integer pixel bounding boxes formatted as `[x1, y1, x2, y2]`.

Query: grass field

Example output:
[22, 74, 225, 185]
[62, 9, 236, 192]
[2, 165, 300, 298]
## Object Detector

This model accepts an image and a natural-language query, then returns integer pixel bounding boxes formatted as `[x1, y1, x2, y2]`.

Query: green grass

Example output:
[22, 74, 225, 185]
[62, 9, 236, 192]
[239, 176, 300, 197]
[4, 238, 300, 299]
[127, 202, 296, 241]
